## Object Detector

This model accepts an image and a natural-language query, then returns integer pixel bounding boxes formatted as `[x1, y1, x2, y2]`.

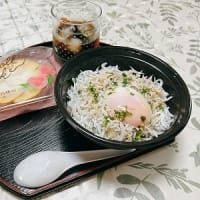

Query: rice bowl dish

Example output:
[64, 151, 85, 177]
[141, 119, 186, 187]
[67, 63, 175, 142]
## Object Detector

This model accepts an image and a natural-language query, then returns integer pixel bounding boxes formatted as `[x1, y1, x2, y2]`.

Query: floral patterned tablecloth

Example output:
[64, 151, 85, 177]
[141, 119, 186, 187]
[0, 0, 200, 199]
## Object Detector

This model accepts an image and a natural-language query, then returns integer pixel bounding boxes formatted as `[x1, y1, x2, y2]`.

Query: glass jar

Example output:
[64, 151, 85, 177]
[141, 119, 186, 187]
[51, 0, 102, 64]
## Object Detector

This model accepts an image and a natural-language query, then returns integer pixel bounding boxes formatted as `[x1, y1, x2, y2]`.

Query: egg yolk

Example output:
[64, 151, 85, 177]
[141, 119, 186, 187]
[105, 87, 152, 127]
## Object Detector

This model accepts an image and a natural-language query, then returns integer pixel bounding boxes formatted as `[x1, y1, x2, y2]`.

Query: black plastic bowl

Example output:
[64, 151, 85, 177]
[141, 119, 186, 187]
[54, 46, 192, 149]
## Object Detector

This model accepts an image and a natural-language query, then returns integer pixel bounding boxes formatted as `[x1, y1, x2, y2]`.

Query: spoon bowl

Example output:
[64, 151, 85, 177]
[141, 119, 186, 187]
[14, 149, 134, 188]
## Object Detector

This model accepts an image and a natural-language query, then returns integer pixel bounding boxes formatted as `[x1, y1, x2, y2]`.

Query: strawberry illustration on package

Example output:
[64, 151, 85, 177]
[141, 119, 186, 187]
[24, 64, 56, 89]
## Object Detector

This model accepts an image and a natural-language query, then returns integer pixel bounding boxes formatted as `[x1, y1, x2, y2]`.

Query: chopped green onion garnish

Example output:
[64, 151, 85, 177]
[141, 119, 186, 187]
[87, 82, 99, 102]
[140, 87, 151, 95]
[114, 108, 132, 121]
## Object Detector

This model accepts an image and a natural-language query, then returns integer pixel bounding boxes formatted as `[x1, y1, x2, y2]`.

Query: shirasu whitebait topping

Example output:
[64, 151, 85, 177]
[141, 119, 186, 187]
[67, 63, 175, 142]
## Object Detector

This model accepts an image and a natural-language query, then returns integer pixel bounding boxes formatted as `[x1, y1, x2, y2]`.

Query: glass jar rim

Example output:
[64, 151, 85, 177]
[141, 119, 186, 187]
[51, 0, 102, 24]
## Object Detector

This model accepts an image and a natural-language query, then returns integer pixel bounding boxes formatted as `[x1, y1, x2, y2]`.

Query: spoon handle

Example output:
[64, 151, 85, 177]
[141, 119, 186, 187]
[65, 149, 135, 165]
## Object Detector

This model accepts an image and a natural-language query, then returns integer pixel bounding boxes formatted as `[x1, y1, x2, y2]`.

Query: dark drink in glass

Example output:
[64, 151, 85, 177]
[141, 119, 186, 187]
[51, 1, 102, 64]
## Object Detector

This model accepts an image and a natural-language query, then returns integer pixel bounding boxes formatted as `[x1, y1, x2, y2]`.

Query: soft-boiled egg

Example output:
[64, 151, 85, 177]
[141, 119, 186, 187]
[105, 87, 152, 127]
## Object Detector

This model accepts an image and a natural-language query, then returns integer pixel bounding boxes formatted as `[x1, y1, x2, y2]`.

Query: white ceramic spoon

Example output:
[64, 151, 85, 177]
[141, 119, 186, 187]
[14, 149, 134, 188]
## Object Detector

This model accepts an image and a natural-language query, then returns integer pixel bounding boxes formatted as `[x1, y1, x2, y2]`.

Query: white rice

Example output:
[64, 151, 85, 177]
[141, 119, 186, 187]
[67, 63, 175, 142]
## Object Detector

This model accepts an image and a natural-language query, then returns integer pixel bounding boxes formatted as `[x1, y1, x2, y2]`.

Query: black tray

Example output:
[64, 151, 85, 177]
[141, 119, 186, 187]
[0, 42, 175, 199]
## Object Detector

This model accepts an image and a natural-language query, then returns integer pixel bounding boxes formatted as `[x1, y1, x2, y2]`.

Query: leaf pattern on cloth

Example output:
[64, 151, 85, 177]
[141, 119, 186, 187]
[142, 181, 165, 200]
[127, 162, 200, 194]
[97, 171, 105, 190]
[159, 2, 182, 26]
[114, 188, 151, 200]
[191, 117, 200, 130]
[114, 187, 134, 198]
[115, 174, 165, 200]
[168, 142, 179, 152]
[190, 143, 200, 166]
[117, 174, 140, 185]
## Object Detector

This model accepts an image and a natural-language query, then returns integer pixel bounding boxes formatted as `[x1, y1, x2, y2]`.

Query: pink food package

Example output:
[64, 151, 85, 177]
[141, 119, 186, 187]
[0, 46, 61, 121]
